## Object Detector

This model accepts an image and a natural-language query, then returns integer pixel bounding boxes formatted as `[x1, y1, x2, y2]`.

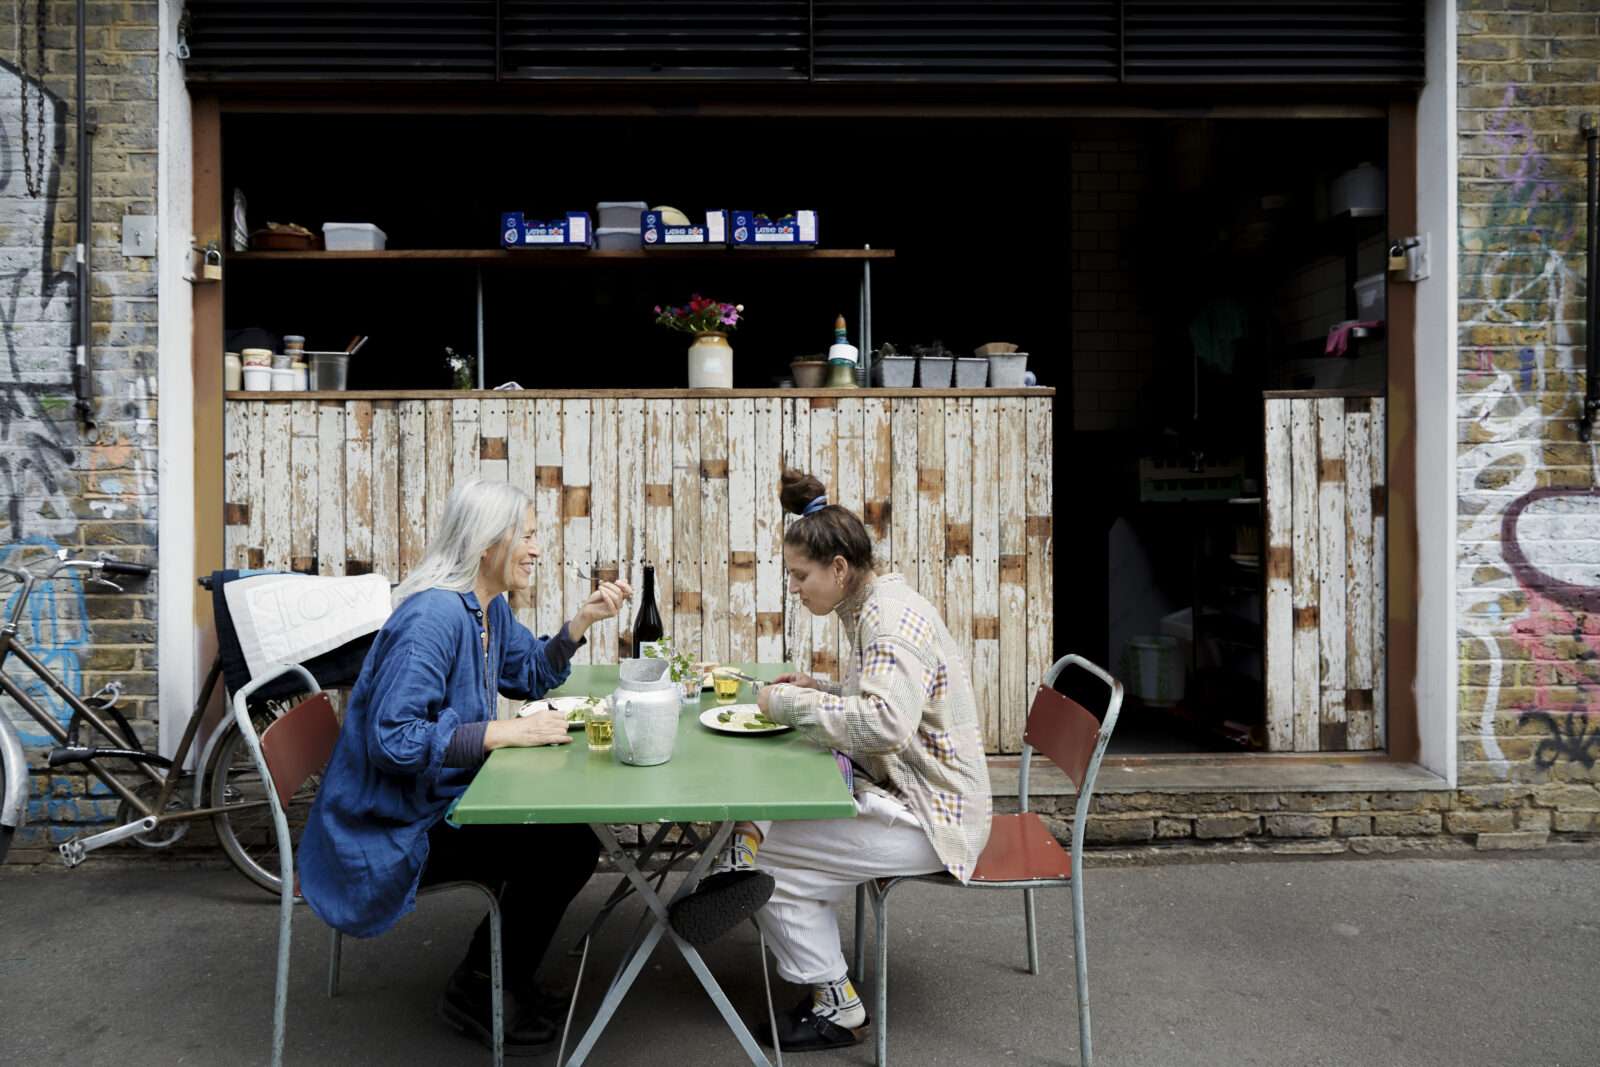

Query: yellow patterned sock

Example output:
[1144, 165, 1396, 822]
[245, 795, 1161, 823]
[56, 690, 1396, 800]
[812, 973, 865, 1028]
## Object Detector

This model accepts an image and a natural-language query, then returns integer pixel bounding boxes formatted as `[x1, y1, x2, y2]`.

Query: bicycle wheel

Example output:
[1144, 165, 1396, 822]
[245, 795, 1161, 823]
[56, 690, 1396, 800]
[208, 703, 320, 895]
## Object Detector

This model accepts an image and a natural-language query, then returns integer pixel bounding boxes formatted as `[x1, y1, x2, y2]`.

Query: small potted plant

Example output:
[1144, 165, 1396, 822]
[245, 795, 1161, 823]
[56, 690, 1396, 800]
[444, 347, 476, 390]
[915, 341, 955, 388]
[643, 634, 701, 704]
[871, 342, 916, 388]
[655, 295, 744, 389]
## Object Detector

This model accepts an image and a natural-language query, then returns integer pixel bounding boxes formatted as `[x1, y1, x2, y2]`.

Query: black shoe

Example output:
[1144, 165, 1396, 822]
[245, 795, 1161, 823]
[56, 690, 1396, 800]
[756, 996, 868, 1052]
[439, 965, 559, 1057]
[668, 869, 776, 947]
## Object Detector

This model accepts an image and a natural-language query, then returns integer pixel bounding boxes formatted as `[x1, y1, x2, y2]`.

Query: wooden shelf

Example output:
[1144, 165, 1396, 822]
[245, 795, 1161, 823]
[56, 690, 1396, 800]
[228, 248, 895, 265]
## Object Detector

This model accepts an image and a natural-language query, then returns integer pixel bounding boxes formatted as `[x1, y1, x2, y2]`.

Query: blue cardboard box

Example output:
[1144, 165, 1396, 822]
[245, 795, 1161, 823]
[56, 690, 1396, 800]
[730, 210, 818, 247]
[501, 211, 593, 249]
[642, 210, 727, 247]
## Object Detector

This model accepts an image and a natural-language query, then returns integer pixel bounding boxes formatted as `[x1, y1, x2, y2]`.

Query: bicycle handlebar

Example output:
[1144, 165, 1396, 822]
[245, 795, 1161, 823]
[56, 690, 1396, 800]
[100, 559, 152, 578]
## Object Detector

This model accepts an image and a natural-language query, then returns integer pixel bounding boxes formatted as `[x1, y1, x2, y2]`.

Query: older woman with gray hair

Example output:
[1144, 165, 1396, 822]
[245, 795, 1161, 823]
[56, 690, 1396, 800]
[299, 479, 631, 1056]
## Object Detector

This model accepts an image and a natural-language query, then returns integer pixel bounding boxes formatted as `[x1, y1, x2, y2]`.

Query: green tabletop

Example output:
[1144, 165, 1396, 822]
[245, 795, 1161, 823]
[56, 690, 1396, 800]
[452, 663, 857, 826]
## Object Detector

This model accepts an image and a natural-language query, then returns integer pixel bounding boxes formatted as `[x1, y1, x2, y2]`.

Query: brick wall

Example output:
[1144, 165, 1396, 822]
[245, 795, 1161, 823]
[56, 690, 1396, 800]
[2, 0, 160, 853]
[1454, 0, 1600, 845]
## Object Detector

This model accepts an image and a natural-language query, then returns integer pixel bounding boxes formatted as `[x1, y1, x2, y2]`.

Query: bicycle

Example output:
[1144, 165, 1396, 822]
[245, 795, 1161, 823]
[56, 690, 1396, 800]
[0, 549, 319, 893]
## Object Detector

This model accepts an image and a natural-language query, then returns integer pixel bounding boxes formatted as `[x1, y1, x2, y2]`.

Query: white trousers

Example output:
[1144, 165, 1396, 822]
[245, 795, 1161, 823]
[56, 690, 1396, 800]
[750, 790, 944, 985]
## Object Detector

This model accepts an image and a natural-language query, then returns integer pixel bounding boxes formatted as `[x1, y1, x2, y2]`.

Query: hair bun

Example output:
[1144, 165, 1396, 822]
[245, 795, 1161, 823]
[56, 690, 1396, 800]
[779, 467, 828, 517]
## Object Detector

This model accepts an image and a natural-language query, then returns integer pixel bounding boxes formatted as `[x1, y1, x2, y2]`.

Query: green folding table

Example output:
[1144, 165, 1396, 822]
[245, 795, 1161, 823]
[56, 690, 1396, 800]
[453, 663, 857, 1067]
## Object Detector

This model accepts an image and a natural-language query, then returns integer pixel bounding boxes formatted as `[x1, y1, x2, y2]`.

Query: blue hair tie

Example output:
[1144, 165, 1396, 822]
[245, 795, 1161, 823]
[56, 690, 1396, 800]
[802, 495, 828, 517]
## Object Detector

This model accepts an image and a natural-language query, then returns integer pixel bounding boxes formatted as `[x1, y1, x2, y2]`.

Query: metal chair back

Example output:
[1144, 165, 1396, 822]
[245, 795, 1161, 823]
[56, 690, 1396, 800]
[260, 693, 338, 809]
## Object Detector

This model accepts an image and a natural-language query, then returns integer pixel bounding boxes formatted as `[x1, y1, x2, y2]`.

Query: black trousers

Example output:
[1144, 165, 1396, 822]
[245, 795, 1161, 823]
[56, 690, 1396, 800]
[420, 819, 601, 993]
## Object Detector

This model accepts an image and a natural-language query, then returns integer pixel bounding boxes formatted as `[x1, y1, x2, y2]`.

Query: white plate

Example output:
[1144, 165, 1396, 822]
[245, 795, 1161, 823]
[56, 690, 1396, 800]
[699, 705, 791, 736]
[520, 695, 603, 729]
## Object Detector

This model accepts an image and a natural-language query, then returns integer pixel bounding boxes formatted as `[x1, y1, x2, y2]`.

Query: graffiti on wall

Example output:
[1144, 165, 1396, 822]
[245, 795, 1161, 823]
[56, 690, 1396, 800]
[1458, 86, 1599, 778]
[1, 60, 87, 744]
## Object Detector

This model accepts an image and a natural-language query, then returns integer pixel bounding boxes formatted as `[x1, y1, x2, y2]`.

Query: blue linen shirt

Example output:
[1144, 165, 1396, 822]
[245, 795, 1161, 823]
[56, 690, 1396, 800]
[298, 587, 575, 937]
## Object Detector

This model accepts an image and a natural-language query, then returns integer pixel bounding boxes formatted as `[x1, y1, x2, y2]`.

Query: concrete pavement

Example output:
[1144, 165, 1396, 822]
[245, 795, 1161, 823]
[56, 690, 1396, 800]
[1, 853, 1595, 1066]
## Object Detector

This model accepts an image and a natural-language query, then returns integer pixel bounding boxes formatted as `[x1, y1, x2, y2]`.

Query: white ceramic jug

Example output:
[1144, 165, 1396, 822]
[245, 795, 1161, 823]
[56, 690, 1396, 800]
[611, 659, 681, 767]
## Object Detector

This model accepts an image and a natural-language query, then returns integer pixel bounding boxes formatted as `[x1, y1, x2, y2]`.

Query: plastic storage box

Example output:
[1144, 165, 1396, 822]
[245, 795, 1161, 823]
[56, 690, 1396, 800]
[322, 222, 387, 251]
[730, 210, 818, 247]
[501, 212, 592, 248]
[596, 227, 642, 251]
[642, 210, 727, 247]
[596, 201, 647, 229]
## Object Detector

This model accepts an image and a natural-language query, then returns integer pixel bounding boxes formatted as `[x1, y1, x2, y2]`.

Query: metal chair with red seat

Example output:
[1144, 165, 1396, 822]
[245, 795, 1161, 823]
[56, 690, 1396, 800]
[232, 665, 506, 1067]
[854, 653, 1123, 1067]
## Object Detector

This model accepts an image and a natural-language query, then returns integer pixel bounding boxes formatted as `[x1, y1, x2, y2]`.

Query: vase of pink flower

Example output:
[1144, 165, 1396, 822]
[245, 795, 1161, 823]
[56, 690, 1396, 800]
[655, 295, 744, 389]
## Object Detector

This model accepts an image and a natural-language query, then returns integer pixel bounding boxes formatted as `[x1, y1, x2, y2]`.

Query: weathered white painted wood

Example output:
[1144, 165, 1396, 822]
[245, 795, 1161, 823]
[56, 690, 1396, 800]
[316, 403, 346, 576]
[863, 397, 893, 576]
[535, 398, 564, 643]
[260, 403, 292, 571]
[943, 398, 974, 689]
[1289, 399, 1321, 752]
[754, 397, 785, 663]
[617, 398, 646, 655]
[643, 400, 674, 643]
[997, 396, 1027, 753]
[452, 398, 480, 491]
[290, 400, 321, 574]
[1371, 396, 1388, 750]
[671, 398, 702, 657]
[224, 405, 250, 569]
[1025, 397, 1054, 719]
[503, 400, 536, 622]
[917, 397, 946, 620]
[344, 401, 375, 576]
[700, 399, 731, 664]
[836, 396, 865, 678]
[1315, 397, 1347, 750]
[243, 402, 265, 568]
[783, 397, 811, 673]
[808, 398, 839, 680]
[370, 401, 400, 582]
[727, 397, 757, 663]
[590, 398, 619, 663]
[891, 398, 919, 590]
[424, 401, 453, 545]
[228, 394, 1072, 754]
[1263, 397, 1295, 752]
[971, 399, 1001, 752]
[478, 397, 508, 485]
[1344, 405, 1375, 750]
[562, 401, 593, 664]
[397, 400, 427, 581]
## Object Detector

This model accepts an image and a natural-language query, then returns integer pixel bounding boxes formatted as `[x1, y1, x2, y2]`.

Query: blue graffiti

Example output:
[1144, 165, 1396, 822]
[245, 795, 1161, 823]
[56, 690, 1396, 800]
[1518, 348, 1535, 392]
[1, 536, 86, 745]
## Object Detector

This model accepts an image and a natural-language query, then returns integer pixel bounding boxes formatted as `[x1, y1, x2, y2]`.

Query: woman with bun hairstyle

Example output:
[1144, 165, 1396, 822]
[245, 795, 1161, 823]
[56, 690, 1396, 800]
[669, 468, 992, 1052]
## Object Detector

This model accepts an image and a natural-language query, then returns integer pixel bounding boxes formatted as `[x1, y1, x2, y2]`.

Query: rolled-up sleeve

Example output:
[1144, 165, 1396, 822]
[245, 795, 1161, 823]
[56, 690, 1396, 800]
[497, 604, 583, 701]
[768, 634, 926, 756]
[363, 625, 462, 785]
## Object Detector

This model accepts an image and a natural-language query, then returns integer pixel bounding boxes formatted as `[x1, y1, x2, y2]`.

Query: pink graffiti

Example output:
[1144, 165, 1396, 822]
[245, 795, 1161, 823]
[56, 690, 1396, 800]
[1481, 86, 1579, 246]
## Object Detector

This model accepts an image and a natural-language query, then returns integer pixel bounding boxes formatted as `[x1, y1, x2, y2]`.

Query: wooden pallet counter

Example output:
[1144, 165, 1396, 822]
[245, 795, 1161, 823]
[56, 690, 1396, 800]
[222, 388, 1055, 754]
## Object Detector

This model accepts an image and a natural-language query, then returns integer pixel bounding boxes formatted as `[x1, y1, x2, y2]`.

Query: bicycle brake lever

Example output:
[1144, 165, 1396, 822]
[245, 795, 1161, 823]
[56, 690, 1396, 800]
[90, 576, 124, 593]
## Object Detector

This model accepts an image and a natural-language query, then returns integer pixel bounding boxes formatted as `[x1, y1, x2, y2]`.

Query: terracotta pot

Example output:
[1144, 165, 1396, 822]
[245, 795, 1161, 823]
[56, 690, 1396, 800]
[791, 360, 828, 388]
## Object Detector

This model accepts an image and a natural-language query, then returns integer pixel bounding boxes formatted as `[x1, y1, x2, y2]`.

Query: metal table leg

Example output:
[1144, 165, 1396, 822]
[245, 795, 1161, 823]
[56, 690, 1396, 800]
[561, 821, 775, 1067]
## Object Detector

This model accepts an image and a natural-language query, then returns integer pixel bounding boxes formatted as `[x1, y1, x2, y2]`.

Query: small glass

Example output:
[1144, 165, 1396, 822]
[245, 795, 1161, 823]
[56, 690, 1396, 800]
[584, 700, 613, 751]
[713, 672, 742, 705]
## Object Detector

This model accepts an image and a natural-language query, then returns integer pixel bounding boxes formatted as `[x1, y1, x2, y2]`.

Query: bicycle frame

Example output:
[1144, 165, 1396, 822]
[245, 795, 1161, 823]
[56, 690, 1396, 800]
[0, 600, 273, 863]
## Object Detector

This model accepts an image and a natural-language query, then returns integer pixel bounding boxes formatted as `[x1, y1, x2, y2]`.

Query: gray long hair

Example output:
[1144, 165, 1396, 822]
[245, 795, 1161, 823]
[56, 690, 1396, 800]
[394, 479, 533, 603]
